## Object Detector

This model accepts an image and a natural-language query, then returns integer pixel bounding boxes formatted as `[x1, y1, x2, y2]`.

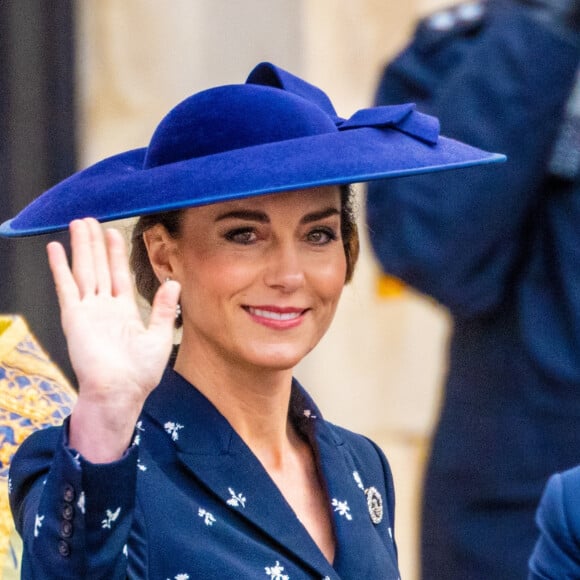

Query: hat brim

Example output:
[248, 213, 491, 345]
[0, 126, 504, 237]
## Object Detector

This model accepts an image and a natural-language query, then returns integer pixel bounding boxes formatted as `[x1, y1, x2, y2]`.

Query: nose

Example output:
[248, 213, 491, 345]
[263, 240, 305, 292]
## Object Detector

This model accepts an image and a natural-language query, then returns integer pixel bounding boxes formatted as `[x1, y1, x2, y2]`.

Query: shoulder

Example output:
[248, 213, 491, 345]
[328, 424, 390, 469]
[543, 466, 580, 524]
[377, 1, 489, 106]
[326, 424, 395, 500]
[541, 465, 580, 508]
[529, 466, 580, 577]
[414, 1, 488, 50]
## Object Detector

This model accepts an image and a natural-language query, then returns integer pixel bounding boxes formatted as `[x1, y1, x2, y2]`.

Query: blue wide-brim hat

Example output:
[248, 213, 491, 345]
[0, 62, 505, 237]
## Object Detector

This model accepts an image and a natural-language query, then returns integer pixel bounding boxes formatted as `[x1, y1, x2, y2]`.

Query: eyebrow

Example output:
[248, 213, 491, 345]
[215, 206, 340, 224]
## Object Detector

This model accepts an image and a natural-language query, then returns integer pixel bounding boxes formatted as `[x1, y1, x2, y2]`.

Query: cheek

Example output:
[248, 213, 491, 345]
[180, 256, 255, 305]
[313, 257, 347, 304]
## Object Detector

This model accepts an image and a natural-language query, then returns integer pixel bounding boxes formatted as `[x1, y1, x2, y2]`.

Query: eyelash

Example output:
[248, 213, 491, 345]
[224, 226, 338, 245]
[224, 228, 257, 245]
[307, 227, 338, 245]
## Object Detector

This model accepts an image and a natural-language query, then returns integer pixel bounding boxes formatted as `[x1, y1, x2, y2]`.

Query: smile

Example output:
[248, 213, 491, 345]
[243, 306, 307, 329]
[248, 308, 303, 321]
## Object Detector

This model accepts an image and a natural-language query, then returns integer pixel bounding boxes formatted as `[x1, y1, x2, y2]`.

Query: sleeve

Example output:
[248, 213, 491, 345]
[528, 468, 580, 579]
[366, 1, 580, 316]
[9, 419, 140, 579]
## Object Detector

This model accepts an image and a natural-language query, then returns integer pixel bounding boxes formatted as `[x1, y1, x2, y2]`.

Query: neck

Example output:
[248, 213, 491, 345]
[174, 337, 296, 461]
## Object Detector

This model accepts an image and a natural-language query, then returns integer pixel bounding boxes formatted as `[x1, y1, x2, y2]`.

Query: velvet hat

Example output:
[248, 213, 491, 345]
[0, 62, 505, 237]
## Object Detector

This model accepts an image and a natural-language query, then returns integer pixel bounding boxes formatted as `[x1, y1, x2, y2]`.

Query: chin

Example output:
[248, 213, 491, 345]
[245, 344, 309, 372]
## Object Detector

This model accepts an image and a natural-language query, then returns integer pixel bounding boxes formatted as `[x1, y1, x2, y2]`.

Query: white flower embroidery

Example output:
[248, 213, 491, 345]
[303, 409, 317, 419]
[137, 459, 148, 472]
[198, 508, 216, 526]
[331, 499, 352, 520]
[226, 487, 246, 508]
[77, 491, 86, 514]
[353, 471, 364, 491]
[72, 452, 81, 468]
[7, 478, 12, 495]
[166, 575, 190, 580]
[322, 577, 331, 580]
[34, 514, 44, 537]
[265, 560, 289, 580]
[388, 527, 393, 539]
[123, 544, 128, 557]
[164, 421, 184, 441]
[133, 421, 145, 446]
[101, 507, 121, 529]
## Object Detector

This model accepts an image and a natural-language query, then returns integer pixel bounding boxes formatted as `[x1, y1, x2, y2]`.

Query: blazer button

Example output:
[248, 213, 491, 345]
[60, 520, 73, 538]
[62, 503, 74, 520]
[62, 483, 75, 503]
[58, 540, 70, 557]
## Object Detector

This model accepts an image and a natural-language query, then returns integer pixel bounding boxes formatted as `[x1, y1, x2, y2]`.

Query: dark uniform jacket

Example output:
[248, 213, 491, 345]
[9, 366, 400, 579]
[366, 1, 580, 578]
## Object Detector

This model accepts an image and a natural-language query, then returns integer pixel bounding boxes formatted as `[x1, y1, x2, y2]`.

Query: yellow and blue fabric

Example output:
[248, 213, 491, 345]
[0, 315, 76, 579]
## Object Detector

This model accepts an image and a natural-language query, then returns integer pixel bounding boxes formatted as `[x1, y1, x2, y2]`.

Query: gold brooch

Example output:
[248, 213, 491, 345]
[364, 486, 383, 525]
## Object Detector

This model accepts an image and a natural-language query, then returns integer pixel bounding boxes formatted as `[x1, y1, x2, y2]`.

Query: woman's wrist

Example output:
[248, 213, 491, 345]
[69, 397, 142, 463]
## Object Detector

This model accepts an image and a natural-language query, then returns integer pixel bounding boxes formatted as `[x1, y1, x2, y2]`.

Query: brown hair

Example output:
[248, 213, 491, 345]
[130, 185, 359, 326]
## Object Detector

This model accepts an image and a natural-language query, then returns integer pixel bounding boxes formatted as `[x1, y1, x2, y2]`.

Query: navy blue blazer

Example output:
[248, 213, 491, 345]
[529, 465, 580, 578]
[9, 367, 400, 579]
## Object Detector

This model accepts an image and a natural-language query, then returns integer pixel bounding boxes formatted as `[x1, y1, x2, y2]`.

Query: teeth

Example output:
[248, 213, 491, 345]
[249, 308, 301, 321]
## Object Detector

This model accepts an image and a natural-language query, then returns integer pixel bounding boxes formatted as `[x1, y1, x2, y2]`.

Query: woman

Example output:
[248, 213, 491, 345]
[0, 62, 502, 579]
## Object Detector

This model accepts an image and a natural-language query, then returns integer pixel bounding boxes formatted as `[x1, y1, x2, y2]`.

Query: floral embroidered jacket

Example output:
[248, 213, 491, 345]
[9, 366, 400, 579]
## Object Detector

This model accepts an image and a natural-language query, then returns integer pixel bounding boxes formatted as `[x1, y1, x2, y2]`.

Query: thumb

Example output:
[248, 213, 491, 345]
[148, 279, 181, 334]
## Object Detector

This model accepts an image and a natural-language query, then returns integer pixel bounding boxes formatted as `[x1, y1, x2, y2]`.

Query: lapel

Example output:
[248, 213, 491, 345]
[143, 368, 335, 578]
[297, 388, 400, 578]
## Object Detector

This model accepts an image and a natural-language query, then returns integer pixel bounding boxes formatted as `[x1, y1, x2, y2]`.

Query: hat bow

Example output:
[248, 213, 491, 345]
[248, 62, 439, 145]
[336, 104, 439, 145]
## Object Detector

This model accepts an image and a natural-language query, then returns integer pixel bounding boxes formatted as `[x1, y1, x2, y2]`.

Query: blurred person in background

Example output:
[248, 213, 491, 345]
[366, 0, 580, 578]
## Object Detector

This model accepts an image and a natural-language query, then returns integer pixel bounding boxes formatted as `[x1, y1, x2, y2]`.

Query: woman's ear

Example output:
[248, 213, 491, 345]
[142, 224, 178, 283]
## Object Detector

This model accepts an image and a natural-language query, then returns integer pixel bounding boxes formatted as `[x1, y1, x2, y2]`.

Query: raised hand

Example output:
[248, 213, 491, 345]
[47, 218, 180, 462]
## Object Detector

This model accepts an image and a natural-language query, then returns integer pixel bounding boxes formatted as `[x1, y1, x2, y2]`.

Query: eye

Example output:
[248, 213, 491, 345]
[225, 227, 257, 245]
[307, 227, 338, 245]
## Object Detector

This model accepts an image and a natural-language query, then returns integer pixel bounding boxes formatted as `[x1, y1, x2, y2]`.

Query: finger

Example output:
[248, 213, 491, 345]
[47, 240, 80, 311]
[148, 279, 181, 338]
[86, 218, 112, 296]
[105, 228, 134, 298]
[70, 219, 97, 297]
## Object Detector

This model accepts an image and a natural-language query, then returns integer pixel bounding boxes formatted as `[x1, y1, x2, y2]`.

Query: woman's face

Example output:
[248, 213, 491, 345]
[166, 186, 347, 372]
